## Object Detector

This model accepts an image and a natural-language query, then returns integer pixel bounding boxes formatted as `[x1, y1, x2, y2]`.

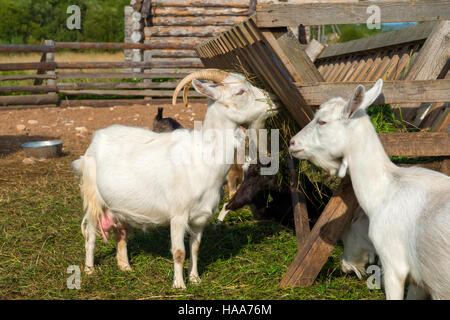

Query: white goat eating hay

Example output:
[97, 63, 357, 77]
[289, 79, 450, 300]
[72, 69, 278, 289]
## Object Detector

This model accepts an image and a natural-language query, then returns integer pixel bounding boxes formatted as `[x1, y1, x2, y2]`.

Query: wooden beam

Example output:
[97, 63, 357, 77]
[56, 72, 189, 80]
[0, 60, 202, 71]
[256, 1, 450, 27]
[151, 0, 249, 7]
[152, 7, 249, 16]
[281, 176, 358, 287]
[379, 132, 450, 157]
[288, 158, 311, 250]
[296, 79, 450, 105]
[58, 89, 203, 97]
[317, 22, 436, 60]
[0, 93, 59, 106]
[145, 26, 229, 37]
[152, 16, 247, 26]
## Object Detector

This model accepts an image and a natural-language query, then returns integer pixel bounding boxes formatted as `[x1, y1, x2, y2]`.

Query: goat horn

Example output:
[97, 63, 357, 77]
[172, 69, 230, 106]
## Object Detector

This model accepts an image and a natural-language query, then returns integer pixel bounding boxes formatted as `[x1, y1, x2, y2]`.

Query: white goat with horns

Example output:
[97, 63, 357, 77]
[289, 79, 450, 300]
[71, 69, 278, 289]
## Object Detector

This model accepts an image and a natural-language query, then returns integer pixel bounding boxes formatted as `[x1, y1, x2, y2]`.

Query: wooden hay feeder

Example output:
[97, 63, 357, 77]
[194, 0, 450, 287]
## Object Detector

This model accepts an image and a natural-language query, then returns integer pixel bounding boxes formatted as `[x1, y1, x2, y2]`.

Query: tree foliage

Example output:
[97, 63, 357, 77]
[0, 0, 130, 44]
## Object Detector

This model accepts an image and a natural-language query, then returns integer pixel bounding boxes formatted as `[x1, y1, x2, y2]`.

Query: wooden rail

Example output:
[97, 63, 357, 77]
[297, 79, 450, 106]
[256, 0, 450, 27]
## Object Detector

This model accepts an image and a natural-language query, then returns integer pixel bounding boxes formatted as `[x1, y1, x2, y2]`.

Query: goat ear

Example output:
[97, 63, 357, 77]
[192, 79, 221, 101]
[345, 85, 365, 118]
[361, 78, 383, 110]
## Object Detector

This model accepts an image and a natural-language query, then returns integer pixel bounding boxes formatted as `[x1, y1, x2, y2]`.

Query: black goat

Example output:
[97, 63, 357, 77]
[152, 107, 183, 132]
[218, 159, 332, 228]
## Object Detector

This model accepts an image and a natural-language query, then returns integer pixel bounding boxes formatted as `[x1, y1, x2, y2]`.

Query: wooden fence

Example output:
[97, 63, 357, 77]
[195, 0, 450, 288]
[0, 41, 206, 109]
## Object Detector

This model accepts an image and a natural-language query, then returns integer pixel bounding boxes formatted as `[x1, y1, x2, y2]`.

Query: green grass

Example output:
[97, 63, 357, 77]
[0, 156, 384, 300]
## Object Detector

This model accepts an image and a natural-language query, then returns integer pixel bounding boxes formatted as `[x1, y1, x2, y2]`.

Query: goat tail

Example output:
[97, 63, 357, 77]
[73, 155, 104, 240]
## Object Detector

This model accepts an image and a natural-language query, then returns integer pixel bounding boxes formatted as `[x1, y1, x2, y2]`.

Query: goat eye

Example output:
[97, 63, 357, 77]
[318, 120, 327, 125]
[235, 89, 246, 96]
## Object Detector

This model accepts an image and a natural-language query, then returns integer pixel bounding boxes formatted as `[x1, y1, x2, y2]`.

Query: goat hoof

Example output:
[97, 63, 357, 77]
[173, 280, 187, 290]
[119, 264, 132, 272]
[84, 266, 95, 275]
[189, 275, 202, 284]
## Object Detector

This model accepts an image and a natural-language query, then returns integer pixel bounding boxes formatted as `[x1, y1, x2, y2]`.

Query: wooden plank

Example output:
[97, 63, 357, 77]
[150, 49, 198, 58]
[152, 7, 249, 16]
[0, 60, 202, 71]
[288, 158, 310, 250]
[305, 39, 325, 63]
[58, 89, 203, 97]
[59, 99, 195, 108]
[54, 42, 160, 50]
[317, 22, 435, 60]
[0, 93, 58, 106]
[404, 21, 450, 127]
[281, 176, 358, 287]
[55, 41, 196, 50]
[56, 72, 189, 80]
[145, 26, 229, 37]
[379, 132, 450, 156]
[0, 85, 57, 93]
[296, 79, 450, 106]
[0, 44, 55, 53]
[256, 1, 450, 27]
[151, 0, 249, 7]
[406, 21, 450, 81]
[431, 107, 450, 132]
[152, 16, 247, 26]
[0, 74, 56, 82]
[56, 82, 178, 90]
[268, 29, 324, 84]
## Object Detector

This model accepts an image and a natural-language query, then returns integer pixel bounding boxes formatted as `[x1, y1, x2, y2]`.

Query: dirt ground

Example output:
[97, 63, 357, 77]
[0, 102, 208, 162]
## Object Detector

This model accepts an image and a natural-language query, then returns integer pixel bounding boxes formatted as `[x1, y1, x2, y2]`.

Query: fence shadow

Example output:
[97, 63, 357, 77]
[0, 134, 60, 156]
[120, 220, 285, 274]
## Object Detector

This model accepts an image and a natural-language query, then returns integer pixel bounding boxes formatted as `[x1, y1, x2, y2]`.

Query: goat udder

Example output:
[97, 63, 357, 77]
[100, 209, 117, 243]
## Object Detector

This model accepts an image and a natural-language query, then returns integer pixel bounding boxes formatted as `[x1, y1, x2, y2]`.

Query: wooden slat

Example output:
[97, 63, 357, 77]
[281, 176, 358, 287]
[152, 16, 247, 26]
[0, 93, 58, 106]
[317, 22, 435, 60]
[153, 7, 249, 16]
[0, 60, 202, 71]
[56, 72, 189, 80]
[406, 21, 450, 127]
[58, 89, 203, 97]
[56, 82, 178, 90]
[0, 44, 54, 53]
[0, 74, 56, 82]
[54, 42, 163, 50]
[431, 107, 450, 132]
[296, 79, 450, 106]
[145, 26, 229, 37]
[0, 85, 57, 93]
[379, 132, 450, 156]
[150, 49, 198, 58]
[151, 0, 249, 7]
[256, 1, 450, 27]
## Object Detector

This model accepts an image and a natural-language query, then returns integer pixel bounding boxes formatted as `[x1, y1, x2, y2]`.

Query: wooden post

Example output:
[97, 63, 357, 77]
[44, 40, 56, 87]
[281, 176, 358, 287]
[288, 158, 310, 250]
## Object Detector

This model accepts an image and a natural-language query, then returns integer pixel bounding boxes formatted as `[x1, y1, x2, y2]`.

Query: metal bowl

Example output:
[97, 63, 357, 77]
[21, 141, 63, 159]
